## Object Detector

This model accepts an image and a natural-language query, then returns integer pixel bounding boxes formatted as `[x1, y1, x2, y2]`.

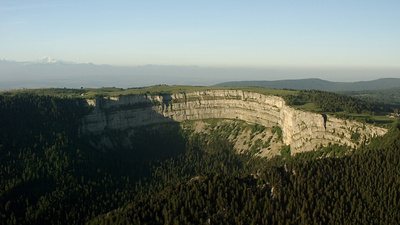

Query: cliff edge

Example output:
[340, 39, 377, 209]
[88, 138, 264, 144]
[80, 90, 387, 154]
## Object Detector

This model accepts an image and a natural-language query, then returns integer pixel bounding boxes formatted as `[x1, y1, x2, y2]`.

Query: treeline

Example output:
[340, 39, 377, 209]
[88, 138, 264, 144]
[284, 90, 390, 114]
[342, 87, 400, 108]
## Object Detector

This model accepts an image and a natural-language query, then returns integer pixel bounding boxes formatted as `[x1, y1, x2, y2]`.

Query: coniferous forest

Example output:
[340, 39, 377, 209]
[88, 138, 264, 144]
[1, 93, 400, 224]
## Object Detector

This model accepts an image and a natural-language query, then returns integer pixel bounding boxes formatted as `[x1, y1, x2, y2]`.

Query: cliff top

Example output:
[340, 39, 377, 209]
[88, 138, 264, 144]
[1, 85, 396, 127]
[0, 85, 298, 99]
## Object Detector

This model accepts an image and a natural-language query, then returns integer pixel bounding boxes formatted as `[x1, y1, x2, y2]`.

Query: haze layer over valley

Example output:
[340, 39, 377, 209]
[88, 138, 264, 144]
[1, 58, 400, 91]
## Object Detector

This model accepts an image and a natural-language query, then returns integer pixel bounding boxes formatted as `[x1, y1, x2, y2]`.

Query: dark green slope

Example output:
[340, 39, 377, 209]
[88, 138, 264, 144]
[90, 124, 400, 225]
[213, 78, 400, 92]
[1, 91, 400, 224]
[0, 94, 187, 224]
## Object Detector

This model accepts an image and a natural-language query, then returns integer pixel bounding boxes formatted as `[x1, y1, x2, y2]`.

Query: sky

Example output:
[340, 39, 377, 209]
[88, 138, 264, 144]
[1, 0, 400, 68]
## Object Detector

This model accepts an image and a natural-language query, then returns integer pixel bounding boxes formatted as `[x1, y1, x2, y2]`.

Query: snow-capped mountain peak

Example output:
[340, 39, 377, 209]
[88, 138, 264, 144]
[37, 56, 59, 64]
[32, 57, 77, 65]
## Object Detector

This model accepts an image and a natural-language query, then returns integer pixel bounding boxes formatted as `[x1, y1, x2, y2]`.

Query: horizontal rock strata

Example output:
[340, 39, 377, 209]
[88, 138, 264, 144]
[81, 90, 387, 154]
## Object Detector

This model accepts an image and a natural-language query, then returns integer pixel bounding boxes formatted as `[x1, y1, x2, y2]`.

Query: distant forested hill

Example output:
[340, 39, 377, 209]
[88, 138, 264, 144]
[213, 78, 400, 92]
[341, 87, 400, 106]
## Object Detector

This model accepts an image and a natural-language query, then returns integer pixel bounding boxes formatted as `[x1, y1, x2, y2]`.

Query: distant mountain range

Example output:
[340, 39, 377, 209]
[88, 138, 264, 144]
[1, 57, 400, 91]
[0, 57, 75, 65]
[0, 58, 223, 90]
[213, 78, 400, 92]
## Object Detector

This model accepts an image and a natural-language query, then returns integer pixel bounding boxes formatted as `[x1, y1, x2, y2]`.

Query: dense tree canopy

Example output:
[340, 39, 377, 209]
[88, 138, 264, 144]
[283, 90, 387, 114]
[0, 93, 399, 224]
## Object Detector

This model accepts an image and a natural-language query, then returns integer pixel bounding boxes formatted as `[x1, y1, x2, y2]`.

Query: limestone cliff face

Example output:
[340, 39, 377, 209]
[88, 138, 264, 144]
[80, 90, 387, 154]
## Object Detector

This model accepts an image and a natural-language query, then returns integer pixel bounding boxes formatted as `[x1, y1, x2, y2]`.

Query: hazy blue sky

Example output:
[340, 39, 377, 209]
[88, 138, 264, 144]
[1, 0, 399, 68]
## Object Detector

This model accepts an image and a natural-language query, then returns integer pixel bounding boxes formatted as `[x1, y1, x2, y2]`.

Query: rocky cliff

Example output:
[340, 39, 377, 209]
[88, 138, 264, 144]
[80, 90, 387, 154]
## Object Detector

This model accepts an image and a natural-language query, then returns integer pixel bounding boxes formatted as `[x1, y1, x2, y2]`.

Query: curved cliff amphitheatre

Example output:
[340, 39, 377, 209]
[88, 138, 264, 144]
[81, 88, 387, 155]
[2, 85, 399, 224]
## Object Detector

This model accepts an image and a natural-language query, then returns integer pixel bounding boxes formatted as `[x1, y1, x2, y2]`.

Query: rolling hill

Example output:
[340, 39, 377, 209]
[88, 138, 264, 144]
[213, 78, 400, 92]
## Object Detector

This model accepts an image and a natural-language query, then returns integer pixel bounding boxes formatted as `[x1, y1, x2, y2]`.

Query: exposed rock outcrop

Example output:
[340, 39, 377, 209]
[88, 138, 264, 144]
[80, 90, 387, 154]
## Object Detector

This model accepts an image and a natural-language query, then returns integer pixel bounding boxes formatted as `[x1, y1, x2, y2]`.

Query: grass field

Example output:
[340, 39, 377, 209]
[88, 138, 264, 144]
[294, 102, 320, 112]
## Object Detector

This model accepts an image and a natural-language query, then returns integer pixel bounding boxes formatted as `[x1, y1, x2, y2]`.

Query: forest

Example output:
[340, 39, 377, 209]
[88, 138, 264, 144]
[341, 87, 400, 107]
[0, 90, 399, 224]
